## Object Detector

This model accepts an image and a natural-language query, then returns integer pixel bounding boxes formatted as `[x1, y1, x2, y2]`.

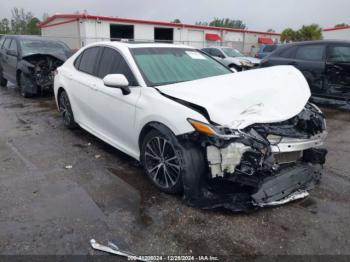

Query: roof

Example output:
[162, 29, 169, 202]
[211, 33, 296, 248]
[2, 35, 64, 42]
[83, 41, 195, 49]
[323, 25, 350, 32]
[39, 13, 281, 36]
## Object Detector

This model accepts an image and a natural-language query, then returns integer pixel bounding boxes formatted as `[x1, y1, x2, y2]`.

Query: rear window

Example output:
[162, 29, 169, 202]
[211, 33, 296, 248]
[295, 45, 325, 61]
[263, 45, 277, 52]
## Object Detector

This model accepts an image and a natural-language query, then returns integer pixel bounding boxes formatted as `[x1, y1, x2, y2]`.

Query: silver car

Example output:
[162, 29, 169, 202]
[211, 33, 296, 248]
[202, 46, 261, 71]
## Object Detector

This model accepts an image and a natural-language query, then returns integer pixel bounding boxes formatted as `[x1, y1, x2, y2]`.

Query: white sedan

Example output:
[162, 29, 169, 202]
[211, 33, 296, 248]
[54, 42, 327, 211]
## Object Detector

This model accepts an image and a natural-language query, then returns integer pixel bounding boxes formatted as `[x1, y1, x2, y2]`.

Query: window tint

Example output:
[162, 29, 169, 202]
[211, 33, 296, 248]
[74, 53, 82, 69]
[209, 48, 224, 57]
[3, 39, 12, 50]
[78, 47, 100, 75]
[97, 47, 137, 86]
[263, 45, 277, 52]
[328, 45, 350, 63]
[295, 45, 324, 61]
[9, 40, 17, 52]
[278, 46, 297, 58]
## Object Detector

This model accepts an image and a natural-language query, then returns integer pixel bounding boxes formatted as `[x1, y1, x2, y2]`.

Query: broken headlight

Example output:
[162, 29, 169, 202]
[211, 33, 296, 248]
[188, 119, 240, 139]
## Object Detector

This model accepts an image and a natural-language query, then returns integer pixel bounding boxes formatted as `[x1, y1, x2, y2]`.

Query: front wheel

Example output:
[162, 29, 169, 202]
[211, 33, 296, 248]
[19, 73, 34, 98]
[58, 90, 78, 129]
[141, 129, 183, 194]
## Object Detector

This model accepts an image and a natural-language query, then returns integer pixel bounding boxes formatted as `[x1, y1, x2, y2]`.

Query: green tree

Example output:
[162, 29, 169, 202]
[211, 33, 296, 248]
[297, 24, 322, 41]
[195, 21, 209, 26]
[0, 18, 11, 34]
[27, 17, 41, 35]
[209, 18, 246, 29]
[281, 28, 297, 42]
[267, 28, 275, 33]
[171, 19, 181, 24]
[335, 23, 348, 28]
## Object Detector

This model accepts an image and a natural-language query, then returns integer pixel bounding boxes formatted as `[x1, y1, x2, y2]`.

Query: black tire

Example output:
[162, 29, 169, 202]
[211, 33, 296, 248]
[58, 90, 78, 129]
[18, 73, 33, 98]
[141, 129, 185, 194]
[0, 71, 7, 87]
[229, 64, 241, 72]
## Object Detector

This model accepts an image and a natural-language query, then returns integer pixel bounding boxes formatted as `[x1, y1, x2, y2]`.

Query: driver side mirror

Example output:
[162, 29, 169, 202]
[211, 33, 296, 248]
[6, 50, 18, 57]
[103, 74, 131, 95]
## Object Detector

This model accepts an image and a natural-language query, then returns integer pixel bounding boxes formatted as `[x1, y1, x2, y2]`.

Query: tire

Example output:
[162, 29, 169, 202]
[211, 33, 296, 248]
[0, 71, 7, 87]
[58, 90, 78, 129]
[229, 64, 241, 72]
[141, 129, 185, 194]
[18, 73, 33, 98]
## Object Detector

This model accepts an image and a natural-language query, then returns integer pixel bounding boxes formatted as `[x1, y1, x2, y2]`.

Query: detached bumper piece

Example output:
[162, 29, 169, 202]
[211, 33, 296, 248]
[251, 163, 322, 207]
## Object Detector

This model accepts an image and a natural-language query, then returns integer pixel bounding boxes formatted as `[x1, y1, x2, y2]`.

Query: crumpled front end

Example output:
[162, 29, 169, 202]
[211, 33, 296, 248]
[181, 103, 328, 211]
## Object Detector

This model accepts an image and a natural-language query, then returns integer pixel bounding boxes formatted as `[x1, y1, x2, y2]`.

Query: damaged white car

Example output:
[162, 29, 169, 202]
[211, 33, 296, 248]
[54, 42, 327, 211]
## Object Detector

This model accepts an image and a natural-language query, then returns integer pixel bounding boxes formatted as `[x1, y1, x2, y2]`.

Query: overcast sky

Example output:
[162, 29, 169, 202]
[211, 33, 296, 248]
[0, 0, 349, 32]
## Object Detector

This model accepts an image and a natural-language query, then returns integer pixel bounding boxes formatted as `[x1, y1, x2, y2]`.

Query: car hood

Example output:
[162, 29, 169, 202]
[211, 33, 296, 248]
[22, 51, 71, 62]
[157, 66, 311, 129]
[241, 56, 261, 64]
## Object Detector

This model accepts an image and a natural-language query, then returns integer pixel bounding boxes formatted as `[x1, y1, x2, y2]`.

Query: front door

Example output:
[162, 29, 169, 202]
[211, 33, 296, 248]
[325, 44, 350, 99]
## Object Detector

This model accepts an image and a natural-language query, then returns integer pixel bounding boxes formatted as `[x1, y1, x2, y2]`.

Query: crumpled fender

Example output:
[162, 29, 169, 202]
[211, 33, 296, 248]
[17, 59, 38, 94]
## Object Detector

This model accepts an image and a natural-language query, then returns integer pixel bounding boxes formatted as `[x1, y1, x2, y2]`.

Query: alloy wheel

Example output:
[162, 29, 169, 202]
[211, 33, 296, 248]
[144, 136, 181, 189]
[59, 93, 72, 126]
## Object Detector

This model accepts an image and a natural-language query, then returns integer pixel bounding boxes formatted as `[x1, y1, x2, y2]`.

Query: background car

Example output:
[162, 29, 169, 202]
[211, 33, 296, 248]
[54, 42, 327, 211]
[260, 40, 350, 101]
[201, 46, 261, 71]
[0, 35, 72, 97]
[255, 44, 280, 59]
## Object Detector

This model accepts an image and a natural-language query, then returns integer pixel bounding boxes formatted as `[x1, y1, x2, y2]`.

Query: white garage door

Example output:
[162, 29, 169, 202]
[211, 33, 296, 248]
[188, 30, 204, 48]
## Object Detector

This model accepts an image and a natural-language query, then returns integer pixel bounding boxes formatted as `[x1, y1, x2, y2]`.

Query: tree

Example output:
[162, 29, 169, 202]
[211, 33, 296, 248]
[209, 18, 246, 29]
[27, 17, 41, 35]
[11, 7, 34, 34]
[267, 29, 275, 33]
[171, 19, 181, 24]
[281, 28, 297, 43]
[195, 21, 208, 26]
[0, 18, 11, 34]
[297, 24, 322, 41]
[335, 23, 348, 28]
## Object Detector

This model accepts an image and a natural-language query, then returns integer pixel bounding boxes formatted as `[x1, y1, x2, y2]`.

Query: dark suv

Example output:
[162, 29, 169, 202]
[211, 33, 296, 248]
[260, 41, 350, 100]
[0, 35, 71, 97]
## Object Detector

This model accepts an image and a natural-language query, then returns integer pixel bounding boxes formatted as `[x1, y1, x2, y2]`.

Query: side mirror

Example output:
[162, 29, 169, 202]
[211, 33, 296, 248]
[6, 50, 18, 57]
[103, 74, 131, 95]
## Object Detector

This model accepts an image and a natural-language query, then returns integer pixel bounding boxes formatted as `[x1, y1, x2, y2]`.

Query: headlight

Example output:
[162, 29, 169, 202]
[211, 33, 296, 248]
[187, 119, 239, 138]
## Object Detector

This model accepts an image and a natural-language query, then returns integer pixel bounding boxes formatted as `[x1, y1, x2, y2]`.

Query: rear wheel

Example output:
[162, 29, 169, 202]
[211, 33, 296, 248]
[58, 90, 78, 129]
[141, 129, 183, 194]
[0, 71, 7, 87]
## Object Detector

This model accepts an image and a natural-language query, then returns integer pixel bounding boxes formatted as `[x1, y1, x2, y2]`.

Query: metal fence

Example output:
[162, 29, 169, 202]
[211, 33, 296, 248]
[0, 34, 260, 56]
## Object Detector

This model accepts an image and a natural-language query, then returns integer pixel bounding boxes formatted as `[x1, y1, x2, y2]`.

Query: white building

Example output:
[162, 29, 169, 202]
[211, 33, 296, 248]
[39, 13, 280, 53]
[323, 26, 350, 41]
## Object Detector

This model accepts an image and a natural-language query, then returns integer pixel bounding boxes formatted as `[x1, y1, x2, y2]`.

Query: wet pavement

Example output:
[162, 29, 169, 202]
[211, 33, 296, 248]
[0, 84, 349, 258]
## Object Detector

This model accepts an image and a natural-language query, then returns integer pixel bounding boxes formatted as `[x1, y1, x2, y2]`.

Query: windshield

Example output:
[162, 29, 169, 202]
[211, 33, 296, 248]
[221, 48, 244, 58]
[20, 40, 69, 57]
[131, 48, 231, 86]
[263, 45, 278, 52]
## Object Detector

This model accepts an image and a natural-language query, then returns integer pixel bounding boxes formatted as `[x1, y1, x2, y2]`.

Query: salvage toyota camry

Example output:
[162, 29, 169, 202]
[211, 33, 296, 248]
[54, 42, 328, 211]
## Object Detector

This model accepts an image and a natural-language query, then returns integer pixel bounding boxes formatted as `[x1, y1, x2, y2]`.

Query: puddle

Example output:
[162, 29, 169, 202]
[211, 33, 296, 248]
[107, 167, 162, 227]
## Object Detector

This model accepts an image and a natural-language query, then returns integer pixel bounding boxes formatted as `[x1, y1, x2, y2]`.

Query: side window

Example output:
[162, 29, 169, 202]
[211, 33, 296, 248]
[210, 48, 224, 57]
[295, 45, 325, 61]
[328, 45, 350, 63]
[3, 39, 12, 50]
[0, 38, 4, 49]
[78, 47, 100, 75]
[97, 47, 137, 86]
[278, 46, 297, 58]
[74, 53, 83, 69]
[9, 40, 17, 52]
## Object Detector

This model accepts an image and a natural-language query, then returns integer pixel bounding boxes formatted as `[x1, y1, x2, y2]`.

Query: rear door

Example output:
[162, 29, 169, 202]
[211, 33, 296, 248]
[293, 44, 326, 96]
[325, 44, 350, 99]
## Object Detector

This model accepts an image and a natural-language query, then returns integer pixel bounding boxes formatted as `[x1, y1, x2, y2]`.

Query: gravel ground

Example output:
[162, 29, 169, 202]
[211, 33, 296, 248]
[0, 84, 349, 260]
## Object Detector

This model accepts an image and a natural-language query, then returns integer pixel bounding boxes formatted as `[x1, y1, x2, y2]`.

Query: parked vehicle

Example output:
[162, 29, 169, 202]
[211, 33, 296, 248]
[255, 44, 279, 59]
[0, 35, 72, 97]
[54, 42, 327, 211]
[201, 46, 261, 71]
[260, 40, 350, 101]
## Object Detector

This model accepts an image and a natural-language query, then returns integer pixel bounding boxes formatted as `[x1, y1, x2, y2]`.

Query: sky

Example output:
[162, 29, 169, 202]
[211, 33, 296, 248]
[0, 0, 349, 32]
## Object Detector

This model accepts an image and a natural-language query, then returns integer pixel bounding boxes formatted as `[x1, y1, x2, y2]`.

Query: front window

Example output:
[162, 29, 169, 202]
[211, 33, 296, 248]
[221, 48, 244, 58]
[131, 48, 231, 86]
[20, 39, 70, 57]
